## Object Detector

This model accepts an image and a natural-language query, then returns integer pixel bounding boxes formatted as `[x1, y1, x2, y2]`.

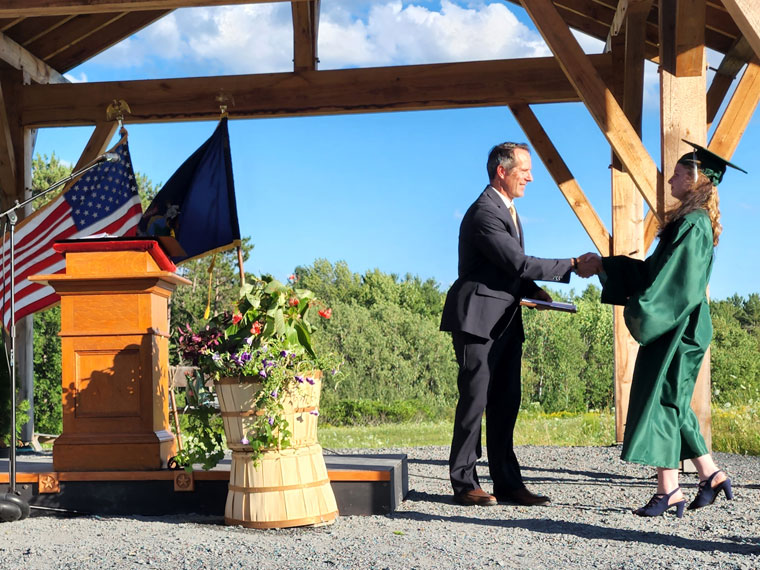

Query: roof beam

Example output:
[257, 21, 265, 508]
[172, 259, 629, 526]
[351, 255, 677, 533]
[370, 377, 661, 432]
[291, 0, 319, 72]
[510, 103, 611, 256]
[706, 36, 754, 128]
[18, 54, 614, 127]
[0, 32, 68, 84]
[519, 0, 660, 221]
[0, 1, 301, 18]
[709, 58, 760, 159]
[722, 0, 760, 61]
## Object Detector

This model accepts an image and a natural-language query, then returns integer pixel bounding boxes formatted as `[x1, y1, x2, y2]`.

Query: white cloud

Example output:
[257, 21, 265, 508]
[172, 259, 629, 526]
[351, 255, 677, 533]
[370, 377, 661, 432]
[86, 1, 556, 74]
[320, 1, 550, 68]
[63, 71, 88, 83]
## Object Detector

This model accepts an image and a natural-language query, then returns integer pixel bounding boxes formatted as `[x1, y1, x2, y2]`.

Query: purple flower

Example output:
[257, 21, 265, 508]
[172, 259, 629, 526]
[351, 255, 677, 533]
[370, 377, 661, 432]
[240, 437, 249, 445]
[268, 416, 275, 426]
[259, 370, 267, 379]
[270, 389, 278, 399]
[240, 352, 251, 363]
[280, 350, 289, 358]
[310, 410, 319, 416]
[295, 375, 305, 383]
[212, 353, 222, 361]
[245, 336, 254, 346]
[262, 359, 275, 368]
[306, 377, 315, 385]
[331, 369, 338, 375]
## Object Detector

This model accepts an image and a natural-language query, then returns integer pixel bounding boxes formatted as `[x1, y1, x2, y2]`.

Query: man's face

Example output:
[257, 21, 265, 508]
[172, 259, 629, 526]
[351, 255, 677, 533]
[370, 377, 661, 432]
[498, 148, 533, 200]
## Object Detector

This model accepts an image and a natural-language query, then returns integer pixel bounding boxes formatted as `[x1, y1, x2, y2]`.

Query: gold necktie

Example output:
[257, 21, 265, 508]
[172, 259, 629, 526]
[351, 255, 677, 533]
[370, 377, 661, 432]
[508, 204, 519, 232]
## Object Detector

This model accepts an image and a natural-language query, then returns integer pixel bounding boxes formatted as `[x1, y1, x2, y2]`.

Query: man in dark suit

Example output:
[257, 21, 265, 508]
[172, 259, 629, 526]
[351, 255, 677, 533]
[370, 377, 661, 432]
[441, 142, 586, 507]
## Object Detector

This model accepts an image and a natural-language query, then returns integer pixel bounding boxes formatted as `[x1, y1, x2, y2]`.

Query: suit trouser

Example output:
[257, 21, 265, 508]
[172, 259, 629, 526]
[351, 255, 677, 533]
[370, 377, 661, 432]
[449, 330, 523, 496]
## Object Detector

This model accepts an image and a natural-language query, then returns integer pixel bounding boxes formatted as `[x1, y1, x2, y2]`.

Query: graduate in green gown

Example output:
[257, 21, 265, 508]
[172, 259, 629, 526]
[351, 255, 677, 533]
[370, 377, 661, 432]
[579, 142, 744, 518]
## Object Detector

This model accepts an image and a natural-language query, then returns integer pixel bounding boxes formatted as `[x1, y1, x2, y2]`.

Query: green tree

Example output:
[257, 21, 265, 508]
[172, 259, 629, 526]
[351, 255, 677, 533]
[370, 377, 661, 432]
[574, 285, 614, 410]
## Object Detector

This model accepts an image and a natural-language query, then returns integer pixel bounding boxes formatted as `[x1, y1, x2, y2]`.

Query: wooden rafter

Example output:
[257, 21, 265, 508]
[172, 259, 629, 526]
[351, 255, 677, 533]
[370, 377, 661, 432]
[291, 0, 320, 72]
[18, 54, 614, 127]
[0, 79, 17, 205]
[0, 1, 303, 18]
[706, 37, 755, 128]
[24, 13, 127, 62]
[510, 103, 611, 255]
[709, 59, 760, 159]
[48, 10, 168, 72]
[520, 0, 660, 221]
[722, 0, 760, 61]
[0, 32, 68, 84]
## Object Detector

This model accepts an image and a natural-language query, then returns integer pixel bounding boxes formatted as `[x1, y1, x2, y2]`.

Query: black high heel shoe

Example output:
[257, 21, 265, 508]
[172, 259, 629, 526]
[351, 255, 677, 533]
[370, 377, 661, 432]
[687, 470, 734, 510]
[633, 487, 685, 518]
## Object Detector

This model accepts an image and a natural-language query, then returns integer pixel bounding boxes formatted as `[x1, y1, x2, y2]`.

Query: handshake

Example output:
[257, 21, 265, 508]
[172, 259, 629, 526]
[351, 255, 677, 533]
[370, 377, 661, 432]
[573, 252, 602, 278]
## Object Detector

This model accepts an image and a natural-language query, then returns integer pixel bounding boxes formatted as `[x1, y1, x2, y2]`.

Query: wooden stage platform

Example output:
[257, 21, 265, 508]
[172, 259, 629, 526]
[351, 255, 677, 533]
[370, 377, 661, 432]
[0, 452, 408, 518]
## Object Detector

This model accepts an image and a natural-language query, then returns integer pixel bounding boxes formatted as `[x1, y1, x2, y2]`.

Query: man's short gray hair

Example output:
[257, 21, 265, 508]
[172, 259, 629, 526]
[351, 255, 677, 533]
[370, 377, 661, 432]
[487, 142, 530, 180]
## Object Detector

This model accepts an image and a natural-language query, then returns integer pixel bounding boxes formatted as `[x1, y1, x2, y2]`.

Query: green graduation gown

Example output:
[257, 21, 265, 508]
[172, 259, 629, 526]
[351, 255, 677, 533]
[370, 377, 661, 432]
[600, 210, 714, 468]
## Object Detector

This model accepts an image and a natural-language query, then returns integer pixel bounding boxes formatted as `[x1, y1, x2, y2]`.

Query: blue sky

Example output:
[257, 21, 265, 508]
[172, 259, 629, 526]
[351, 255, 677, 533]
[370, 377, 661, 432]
[33, 1, 760, 300]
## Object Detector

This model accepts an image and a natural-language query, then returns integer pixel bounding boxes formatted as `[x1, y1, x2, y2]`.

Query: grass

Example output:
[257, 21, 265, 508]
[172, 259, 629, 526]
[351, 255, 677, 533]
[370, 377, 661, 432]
[318, 406, 759, 455]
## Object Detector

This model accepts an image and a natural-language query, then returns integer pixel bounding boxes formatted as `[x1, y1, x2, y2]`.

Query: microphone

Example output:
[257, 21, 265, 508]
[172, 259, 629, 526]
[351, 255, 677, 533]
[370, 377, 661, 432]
[100, 152, 120, 163]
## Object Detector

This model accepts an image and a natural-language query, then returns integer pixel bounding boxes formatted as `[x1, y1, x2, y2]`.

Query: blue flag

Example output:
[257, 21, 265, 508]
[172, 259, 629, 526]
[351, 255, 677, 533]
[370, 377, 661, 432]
[139, 118, 240, 263]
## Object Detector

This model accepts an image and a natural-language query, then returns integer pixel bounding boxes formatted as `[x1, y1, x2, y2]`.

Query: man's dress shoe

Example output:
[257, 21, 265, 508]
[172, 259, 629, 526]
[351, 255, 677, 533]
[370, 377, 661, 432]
[453, 488, 497, 506]
[496, 487, 550, 506]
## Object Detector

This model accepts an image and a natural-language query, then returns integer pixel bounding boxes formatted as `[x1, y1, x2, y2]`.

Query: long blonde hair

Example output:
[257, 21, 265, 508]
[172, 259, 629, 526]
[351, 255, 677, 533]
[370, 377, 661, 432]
[660, 171, 722, 246]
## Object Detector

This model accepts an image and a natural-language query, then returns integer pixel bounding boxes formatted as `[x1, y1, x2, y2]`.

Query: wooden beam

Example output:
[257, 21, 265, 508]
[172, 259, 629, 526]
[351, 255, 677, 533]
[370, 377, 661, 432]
[24, 13, 127, 62]
[48, 10, 168, 73]
[509, 103, 611, 256]
[291, 1, 319, 72]
[0, 1, 303, 18]
[608, 19, 647, 444]
[643, 211, 657, 250]
[709, 59, 760, 159]
[18, 54, 615, 127]
[722, 0, 760, 61]
[658, 0, 706, 77]
[519, 0, 660, 221]
[0, 32, 68, 84]
[0, 78, 17, 206]
[706, 37, 754, 128]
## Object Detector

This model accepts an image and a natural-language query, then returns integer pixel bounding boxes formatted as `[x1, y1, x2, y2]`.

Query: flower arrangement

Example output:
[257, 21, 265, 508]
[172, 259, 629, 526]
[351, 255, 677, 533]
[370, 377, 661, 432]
[173, 275, 339, 469]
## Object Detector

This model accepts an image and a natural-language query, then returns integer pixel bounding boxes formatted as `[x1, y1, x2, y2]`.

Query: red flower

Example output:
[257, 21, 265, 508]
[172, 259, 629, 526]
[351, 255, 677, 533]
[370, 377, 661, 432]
[318, 308, 332, 319]
[232, 313, 242, 324]
[251, 321, 262, 335]
[288, 274, 296, 281]
[288, 297, 299, 307]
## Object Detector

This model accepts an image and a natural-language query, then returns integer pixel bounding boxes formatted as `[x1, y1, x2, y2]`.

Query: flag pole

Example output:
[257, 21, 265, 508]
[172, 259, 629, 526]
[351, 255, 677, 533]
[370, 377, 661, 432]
[0, 154, 114, 522]
[237, 246, 245, 287]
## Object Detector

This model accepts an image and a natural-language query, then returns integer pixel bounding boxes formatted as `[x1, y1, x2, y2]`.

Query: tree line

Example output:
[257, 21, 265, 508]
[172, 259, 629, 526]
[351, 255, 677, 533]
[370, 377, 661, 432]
[5, 155, 760, 438]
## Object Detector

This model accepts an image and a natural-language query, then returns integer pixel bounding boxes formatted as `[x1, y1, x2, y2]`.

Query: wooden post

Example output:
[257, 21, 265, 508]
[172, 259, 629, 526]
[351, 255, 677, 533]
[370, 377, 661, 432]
[608, 6, 648, 442]
[659, 0, 711, 459]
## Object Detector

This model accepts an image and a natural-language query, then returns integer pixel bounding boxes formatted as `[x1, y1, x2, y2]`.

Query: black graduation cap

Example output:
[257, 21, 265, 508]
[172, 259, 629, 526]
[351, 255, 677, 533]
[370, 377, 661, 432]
[678, 140, 747, 186]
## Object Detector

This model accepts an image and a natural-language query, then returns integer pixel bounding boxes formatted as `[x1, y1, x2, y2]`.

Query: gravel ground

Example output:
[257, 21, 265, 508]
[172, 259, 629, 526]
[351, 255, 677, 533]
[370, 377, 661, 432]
[0, 445, 758, 569]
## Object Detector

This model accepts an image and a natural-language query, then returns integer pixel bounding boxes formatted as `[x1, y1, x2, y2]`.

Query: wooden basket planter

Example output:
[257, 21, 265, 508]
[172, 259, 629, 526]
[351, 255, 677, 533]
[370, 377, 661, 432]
[215, 375, 338, 529]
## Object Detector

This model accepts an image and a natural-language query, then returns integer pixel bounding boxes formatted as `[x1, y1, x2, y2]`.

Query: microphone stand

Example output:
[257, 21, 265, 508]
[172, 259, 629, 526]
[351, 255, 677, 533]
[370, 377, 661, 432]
[0, 153, 114, 522]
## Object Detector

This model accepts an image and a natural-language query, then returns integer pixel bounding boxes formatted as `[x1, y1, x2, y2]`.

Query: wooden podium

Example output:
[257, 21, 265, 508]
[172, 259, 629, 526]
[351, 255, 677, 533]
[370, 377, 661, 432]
[30, 239, 191, 471]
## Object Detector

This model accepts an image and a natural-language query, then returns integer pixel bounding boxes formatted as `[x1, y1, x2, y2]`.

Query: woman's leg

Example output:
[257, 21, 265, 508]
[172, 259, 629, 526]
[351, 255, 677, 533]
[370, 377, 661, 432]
[690, 454, 727, 485]
[656, 467, 684, 504]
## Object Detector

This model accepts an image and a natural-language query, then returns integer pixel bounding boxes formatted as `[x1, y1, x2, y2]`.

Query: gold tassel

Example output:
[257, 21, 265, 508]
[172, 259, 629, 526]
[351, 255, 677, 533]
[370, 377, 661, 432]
[204, 254, 217, 319]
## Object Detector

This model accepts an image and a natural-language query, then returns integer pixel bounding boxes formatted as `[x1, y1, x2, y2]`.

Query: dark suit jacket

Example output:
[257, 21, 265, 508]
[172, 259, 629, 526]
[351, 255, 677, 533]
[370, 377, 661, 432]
[440, 186, 572, 340]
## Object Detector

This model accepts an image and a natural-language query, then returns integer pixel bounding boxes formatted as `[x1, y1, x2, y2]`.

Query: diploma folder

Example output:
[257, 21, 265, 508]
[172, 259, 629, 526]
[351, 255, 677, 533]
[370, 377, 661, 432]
[520, 298, 577, 313]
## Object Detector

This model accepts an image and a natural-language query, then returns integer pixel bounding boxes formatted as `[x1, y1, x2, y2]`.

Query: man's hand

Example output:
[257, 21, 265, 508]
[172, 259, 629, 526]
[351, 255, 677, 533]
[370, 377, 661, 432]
[532, 288, 553, 309]
[575, 252, 602, 277]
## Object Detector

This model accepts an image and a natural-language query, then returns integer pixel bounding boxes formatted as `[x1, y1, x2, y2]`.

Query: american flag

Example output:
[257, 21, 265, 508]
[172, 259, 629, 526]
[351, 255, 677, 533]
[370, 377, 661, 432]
[1, 139, 143, 329]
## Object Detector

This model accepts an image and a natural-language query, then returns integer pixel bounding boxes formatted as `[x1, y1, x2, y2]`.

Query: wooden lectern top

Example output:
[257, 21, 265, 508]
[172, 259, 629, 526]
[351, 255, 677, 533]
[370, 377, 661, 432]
[29, 238, 191, 287]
